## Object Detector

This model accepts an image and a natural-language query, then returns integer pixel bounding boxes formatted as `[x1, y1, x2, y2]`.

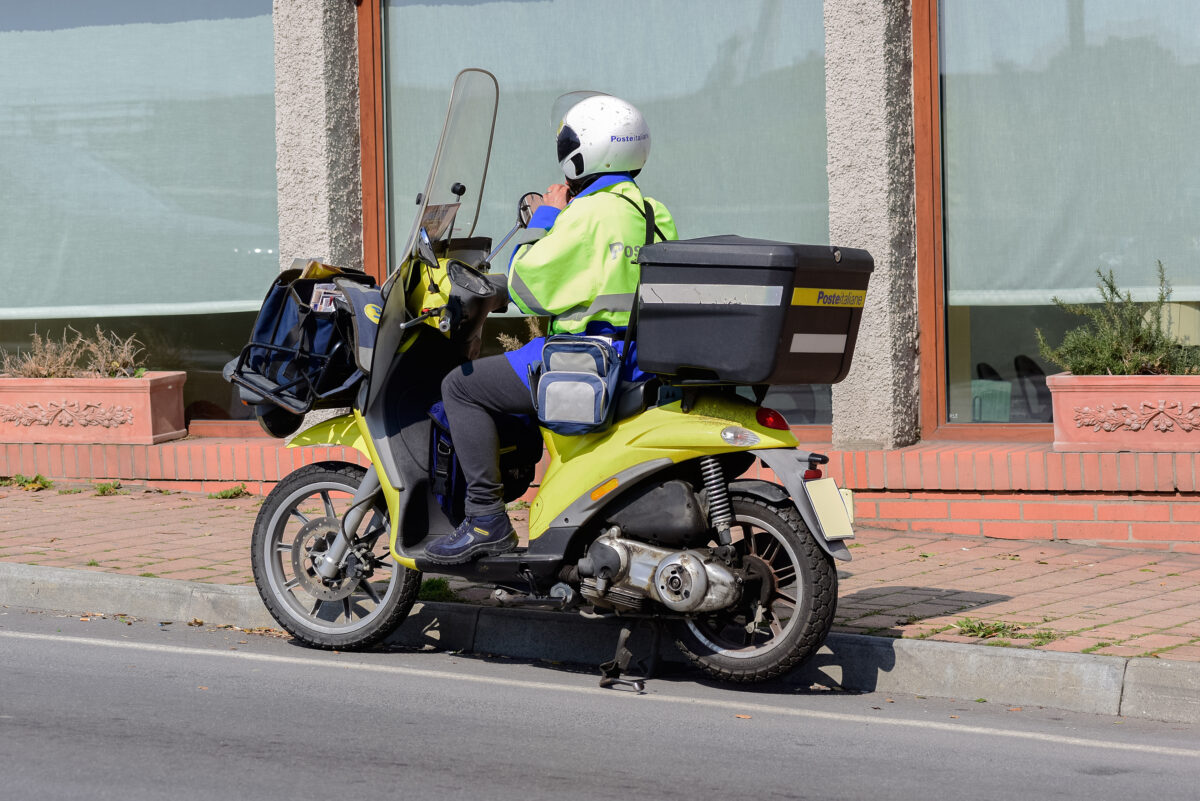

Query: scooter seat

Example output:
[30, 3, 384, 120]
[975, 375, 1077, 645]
[614, 378, 660, 422]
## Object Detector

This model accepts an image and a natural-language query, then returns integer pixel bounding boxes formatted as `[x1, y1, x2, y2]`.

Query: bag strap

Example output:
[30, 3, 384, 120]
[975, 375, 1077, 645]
[613, 193, 666, 245]
[621, 285, 640, 370]
[611, 193, 663, 373]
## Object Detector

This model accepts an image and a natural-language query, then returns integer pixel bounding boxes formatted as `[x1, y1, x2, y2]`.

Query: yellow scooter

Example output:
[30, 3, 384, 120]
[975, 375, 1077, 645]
[230, 69, 871, 687]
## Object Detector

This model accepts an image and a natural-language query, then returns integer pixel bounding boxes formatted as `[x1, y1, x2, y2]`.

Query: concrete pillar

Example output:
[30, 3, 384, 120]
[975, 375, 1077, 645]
[825, 0, 919, 450]
[273, 0, 363, 272]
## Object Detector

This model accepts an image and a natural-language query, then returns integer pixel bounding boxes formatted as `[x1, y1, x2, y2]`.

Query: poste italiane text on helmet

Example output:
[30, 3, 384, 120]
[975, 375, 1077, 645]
[554, 93, 650, 181]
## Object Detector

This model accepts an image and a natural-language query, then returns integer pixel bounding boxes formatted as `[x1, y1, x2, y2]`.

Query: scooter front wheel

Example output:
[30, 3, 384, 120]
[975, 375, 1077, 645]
[671, 492, 837, 683]
[251, 462, 421, 649]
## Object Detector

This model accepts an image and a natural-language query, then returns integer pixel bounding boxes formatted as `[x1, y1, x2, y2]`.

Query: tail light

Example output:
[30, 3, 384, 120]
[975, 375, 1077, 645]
[755, 407, 789, 431]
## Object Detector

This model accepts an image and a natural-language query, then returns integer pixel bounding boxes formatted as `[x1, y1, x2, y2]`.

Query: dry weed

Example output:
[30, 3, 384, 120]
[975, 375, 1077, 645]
[0, 326, 146, 378]
[83, 325, 145, 377]
[0, 328, 87, 378]
[497, 315, 545, 352]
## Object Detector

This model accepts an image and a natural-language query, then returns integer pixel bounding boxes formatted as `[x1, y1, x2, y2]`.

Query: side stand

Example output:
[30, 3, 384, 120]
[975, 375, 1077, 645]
[598, 619, 662, 692]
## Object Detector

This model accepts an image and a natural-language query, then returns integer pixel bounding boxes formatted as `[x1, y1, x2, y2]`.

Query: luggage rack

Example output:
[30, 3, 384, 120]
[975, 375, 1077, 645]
[228, 337, 361, 416]
[654, 380, 770, 413]
[228, 265, 370, 416]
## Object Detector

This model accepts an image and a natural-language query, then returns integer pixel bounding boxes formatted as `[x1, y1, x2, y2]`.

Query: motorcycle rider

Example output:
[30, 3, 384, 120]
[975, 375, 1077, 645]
[424, 93, 678, 565]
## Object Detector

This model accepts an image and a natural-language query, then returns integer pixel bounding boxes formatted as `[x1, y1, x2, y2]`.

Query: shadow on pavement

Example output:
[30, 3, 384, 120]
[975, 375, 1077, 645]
[834, 586, 1011, 637]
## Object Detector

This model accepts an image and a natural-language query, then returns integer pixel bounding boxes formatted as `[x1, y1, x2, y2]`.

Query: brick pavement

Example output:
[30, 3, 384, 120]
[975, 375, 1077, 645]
[2, 479, 1198, 662]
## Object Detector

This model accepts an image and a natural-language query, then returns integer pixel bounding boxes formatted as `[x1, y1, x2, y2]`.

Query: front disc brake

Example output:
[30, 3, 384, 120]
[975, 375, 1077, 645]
[291, 517, 359, 601]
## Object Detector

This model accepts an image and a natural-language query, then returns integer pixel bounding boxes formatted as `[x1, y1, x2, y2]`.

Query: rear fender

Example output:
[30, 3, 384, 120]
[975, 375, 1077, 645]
[748, 449, 853, 563]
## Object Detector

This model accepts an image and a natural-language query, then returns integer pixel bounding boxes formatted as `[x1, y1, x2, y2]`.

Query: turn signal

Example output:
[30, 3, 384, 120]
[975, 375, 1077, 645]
[756, 407, 790, 430]
[720, 426, 760, 447]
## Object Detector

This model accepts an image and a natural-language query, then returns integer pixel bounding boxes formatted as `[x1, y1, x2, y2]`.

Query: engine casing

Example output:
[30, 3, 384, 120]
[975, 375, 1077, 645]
[578, 533, 741, 614]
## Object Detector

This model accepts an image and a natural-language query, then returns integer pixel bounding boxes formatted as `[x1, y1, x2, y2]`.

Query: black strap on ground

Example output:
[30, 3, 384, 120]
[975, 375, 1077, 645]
[599, 623, 642, 691]
[598, 619, 662, 692]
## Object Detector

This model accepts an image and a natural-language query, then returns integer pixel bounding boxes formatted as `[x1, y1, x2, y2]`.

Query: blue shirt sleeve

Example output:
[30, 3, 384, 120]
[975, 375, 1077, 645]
[526, 205, 561, 231]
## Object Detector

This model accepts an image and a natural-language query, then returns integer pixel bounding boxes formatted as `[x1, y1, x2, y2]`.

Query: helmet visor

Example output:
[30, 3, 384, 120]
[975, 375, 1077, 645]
[551, 90, 610, 129]
[556, 124, 581, 163]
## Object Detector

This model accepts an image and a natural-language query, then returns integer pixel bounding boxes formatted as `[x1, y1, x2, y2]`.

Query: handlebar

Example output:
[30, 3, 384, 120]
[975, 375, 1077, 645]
[399, 305, 449, 332]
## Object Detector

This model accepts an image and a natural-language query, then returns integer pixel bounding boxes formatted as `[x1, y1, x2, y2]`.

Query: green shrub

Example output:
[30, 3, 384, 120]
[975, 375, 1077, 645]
[1036, 262, 1200, 376]
[955, 616, 1019, 639]
[208, 483, 251, 499]
[0, 473, 53, 491]
[418, 577, 459, 602]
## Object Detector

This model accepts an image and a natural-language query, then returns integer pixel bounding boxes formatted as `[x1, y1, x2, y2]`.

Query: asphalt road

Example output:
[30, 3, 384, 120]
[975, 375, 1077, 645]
[1, 608, 1198, 801]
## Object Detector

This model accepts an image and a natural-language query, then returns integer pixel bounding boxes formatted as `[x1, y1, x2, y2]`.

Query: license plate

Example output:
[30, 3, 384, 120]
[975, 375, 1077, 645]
[802, 478, 854, 540]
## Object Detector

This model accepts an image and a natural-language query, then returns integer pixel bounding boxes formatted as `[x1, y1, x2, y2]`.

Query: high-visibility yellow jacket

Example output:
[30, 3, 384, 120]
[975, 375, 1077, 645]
[508, 176, 677, 335]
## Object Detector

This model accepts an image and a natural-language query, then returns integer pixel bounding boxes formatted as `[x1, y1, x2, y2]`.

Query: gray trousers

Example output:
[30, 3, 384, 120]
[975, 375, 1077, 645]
[440, 355, 535, 517]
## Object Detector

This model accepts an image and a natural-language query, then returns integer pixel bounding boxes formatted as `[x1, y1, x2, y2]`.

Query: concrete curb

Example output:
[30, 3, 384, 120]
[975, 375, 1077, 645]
[0, 564, 278, 629]
[2, 563, 1197, 724]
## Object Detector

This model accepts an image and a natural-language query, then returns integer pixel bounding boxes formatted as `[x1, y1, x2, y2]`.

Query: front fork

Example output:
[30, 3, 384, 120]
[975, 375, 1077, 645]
[312, 467, 383, 580]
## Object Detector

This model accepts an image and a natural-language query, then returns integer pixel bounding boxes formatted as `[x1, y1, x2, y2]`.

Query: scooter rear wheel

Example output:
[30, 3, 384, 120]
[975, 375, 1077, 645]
[251, 462, 421, 649]
[671, 492, 837, 683]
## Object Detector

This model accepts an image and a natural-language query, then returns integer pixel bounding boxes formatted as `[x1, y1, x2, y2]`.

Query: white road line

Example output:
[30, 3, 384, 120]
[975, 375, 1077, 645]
[3, 630, 1196, 758]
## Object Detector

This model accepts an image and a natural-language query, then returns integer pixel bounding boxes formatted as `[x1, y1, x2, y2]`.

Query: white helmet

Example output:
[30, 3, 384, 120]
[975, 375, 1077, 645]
[554, 93, 650, 181]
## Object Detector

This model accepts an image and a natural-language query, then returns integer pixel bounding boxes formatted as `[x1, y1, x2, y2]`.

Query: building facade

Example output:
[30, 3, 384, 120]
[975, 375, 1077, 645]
[3, 1, 1199, 545]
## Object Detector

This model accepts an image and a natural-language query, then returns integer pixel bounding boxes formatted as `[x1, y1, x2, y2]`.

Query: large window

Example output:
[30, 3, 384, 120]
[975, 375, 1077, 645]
[939, 0, 1200, 424]
[380, 0, 831, 423]
[0, 1, 277, 419]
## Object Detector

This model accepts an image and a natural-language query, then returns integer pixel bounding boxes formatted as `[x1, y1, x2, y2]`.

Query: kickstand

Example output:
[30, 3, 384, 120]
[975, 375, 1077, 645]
[598, 619, 662, 692]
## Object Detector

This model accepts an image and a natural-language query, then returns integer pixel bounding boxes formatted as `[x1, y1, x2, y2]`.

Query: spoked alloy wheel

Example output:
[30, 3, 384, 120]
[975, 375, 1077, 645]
[672, 492, 837, 683]
[251, 463, 420, 649]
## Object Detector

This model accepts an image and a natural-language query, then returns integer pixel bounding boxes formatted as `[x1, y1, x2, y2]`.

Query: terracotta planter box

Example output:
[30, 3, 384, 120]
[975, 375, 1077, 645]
[0, 371, 187, 445]
[1046, 372, 1200, 452]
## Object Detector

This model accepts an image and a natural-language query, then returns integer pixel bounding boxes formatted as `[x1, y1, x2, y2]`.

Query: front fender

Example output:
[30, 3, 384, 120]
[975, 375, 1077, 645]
[749, 448, 853, 563]
[287, 413, 371, 457]
[285, 413, 415, 570]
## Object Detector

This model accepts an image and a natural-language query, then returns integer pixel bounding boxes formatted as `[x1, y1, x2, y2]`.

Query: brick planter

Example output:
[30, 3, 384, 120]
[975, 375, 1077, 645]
[1047, 372, 1200, 453]
[0, 371, 186, 445]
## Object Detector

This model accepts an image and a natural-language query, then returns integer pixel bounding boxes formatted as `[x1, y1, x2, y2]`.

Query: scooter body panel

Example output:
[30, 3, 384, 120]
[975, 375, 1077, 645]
[528, 392, 798, 538]
[287, 411, 417, 570]
[287, 413, 368, 456]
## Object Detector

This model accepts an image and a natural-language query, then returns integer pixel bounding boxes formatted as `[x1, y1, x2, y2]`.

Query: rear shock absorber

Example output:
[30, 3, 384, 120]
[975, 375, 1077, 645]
[700, 456, 733, 546]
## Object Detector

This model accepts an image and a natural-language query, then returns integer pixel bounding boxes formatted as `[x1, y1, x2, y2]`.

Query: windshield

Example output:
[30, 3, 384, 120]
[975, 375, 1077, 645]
[395, 68, 499, 273]
[370, 68, 498, 408]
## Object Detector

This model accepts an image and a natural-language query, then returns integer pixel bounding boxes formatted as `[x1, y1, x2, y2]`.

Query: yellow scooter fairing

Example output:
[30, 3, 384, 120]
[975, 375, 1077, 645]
[528, 391, 797, 539]
[287, 411, 416, 570]
[286, 391, 800, 568]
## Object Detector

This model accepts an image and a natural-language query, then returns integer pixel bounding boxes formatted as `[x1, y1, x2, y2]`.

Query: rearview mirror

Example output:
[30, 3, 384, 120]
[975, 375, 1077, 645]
[415, 227, 438, 268]
[447, 259, 493, 296]
[517, 192, 543, 228]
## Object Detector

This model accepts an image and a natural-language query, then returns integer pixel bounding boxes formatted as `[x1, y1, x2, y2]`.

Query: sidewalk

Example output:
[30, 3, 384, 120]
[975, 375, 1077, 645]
[3, 479, 1199, 662]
